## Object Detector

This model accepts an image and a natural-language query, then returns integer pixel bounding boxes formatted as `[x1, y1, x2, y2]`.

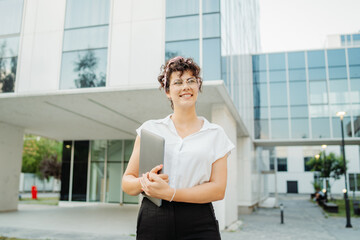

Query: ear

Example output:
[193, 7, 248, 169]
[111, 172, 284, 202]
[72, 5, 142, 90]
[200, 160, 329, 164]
[165, 91, 171, 100]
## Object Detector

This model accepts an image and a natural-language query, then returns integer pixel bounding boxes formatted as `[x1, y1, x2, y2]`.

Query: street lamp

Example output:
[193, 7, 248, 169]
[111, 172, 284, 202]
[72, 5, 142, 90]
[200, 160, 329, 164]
[336, 111, 352, 228]
[321, 145, 329, 197]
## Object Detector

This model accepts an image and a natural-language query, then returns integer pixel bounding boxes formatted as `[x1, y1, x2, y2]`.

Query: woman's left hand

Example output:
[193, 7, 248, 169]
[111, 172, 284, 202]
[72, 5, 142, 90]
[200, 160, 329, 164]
[140, 172, 173, 200]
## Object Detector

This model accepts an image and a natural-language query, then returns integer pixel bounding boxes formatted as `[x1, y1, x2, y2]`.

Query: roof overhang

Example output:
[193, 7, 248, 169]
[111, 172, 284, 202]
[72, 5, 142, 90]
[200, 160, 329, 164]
[254, 138, 360, 147]
[0, 81, 249, 140]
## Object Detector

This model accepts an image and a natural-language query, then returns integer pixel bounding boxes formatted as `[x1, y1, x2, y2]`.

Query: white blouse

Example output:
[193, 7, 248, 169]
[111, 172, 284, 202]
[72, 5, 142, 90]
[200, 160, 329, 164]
[136, 114, 235, 189]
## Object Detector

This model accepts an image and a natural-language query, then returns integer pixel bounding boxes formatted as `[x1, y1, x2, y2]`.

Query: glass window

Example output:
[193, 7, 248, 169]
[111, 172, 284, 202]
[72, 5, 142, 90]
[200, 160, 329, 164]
[341, 35, 345, 45]
[63, 26, 109, 52]
[349, 66, 360, 79]
[0, 56, 17, 93]
[271, 119, 289, 139]
[268, 53, 285, 70]
[270, 82, 287, 106]
[277, 158, 287, 171]
[309, 105, 329, 118]
[0, 0, 23, 35]
[254, 107, 268, 119]
[289, 69, 306, 82]
[269, 70, 286, 83]
[203, 38, 221, 80]
[165, 40, 199, 64]
[254, 119, 269, 139]
[253, 71, 267, 84]
[0, 37, 20, 58]
[304, 157, 312, 171]
[203, 0, 220, 13]
[353, 34, 360, 46]
[308, 68, 326, 81]
[327, 49, 346, 67]
[203, 13, 220, 38]
[332, 116, 352, 138]
[291, 118, 309, 139]
[60, 49, 107, 89]
[289, 82, 308, 105]
[291, 106, 308, 118]
[166, 0, 199, 17]
[166, 16, 199, 41]
[271, 106, 288, 119]
[89, 161, 105, 201]
[350, 79, 360, 103]
[65, 0, 110, 28]
[349, 173, 355, 191]
[253, 83, 268, 107]
[252, 55, 266, 71]
[329, 80, 348, 104]
[307, 50, 325, 68]
[288, 51, 305, 69]
[309, 81, 328, 104]
[348, 48, 360, 65]
[328, 67, 347, 80]
[357, 174, 360, 191]
[311, 117, 330, 138]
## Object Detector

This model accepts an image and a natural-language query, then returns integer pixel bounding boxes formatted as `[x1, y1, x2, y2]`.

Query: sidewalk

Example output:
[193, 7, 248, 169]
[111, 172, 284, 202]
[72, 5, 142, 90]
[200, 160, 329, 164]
[0, 194, 359, 240]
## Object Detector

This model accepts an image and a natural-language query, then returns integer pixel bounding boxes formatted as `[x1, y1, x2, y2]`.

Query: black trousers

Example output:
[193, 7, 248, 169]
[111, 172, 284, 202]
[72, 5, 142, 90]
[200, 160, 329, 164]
[136, 197, 221, 240]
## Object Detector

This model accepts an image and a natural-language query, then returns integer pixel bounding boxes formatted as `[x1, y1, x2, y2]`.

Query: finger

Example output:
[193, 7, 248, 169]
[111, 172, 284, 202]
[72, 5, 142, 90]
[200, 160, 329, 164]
[143, 174, 153, 186]
[150, 164, 163, 174]
[158, 174, 169, 180]
[149, 172, 162, 182]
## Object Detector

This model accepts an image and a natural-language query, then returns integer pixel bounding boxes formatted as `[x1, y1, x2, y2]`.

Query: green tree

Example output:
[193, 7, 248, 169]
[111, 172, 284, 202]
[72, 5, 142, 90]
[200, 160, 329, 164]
[22, 135, 62, 179]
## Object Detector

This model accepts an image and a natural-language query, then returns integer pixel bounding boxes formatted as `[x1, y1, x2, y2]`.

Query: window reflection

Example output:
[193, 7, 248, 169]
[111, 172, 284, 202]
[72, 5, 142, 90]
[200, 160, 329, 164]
[350, 79, 360, 103]
[291, 118, 309, 139]
[203, 13, 220, 38]
[203, 0, 220, 13]
[329, 80, 349, 104]
[203, 38, 221, 80]
[332, 116, 352, 138]
[309, 81, 328, 104]
[289, 69, 306, 82]
[253, 83, 268, 107]
[328, 67, 347, 80]
[349, 66, 360, 79]
[0, 0, 23, 35]
[0, 56, 17, 93]
[327, 49, 346, 67]
[63, 26, 109, 51]
[253, 71, 267, 84]
[269, 70, 286, 83]
[165, 40, 200, 63]
[348, 48, 360, 65]
[268, 53, 285, 70]
[166, 0, 199, 17]
[255, 119, 269, 139]
[270, 82, 287, 106]
[271, 119, 289, 139]
[291, 106, 308, 118]
[254, 107, 268, 119]
[252, 55, 267, 71]
[289, 82, 308, 105]
[308, 68, 326, 81]
[166, 16, 199, 41]
[288, 51, 305, 69]
[311, 117, 330, 138]
[307, 50, 325, 68]
[271, 106, 288, 119]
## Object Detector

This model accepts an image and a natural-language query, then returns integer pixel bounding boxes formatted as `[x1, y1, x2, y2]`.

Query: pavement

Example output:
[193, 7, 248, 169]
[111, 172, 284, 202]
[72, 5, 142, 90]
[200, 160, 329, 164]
[0, 194, 359, 240]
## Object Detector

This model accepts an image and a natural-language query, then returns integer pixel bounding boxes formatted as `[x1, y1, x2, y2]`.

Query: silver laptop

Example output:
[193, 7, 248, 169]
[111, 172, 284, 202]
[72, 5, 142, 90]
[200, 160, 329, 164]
[139, 129, 165, 207]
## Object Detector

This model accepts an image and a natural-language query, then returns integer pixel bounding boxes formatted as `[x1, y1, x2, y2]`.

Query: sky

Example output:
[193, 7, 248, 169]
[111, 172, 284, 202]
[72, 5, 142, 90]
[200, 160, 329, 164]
[259, 0, 360, 53]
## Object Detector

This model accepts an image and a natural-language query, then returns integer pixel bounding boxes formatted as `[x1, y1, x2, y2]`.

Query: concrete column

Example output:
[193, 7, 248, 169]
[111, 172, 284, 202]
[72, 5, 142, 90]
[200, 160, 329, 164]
[211, 104, 237, 230]
[0, 122, 24, 212]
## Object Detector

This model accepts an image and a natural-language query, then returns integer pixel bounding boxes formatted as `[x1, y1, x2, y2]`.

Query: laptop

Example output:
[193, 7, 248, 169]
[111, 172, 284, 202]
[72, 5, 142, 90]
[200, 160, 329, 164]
[139, 129, 165, 207]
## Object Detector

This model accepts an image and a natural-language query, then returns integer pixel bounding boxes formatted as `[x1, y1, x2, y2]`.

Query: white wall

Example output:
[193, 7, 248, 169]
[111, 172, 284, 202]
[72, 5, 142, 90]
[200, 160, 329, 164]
[0, 122, 24, 212]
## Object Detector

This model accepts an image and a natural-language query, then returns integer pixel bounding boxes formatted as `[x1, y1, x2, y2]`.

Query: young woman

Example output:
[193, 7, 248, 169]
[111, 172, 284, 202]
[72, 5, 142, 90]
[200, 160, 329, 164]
[122, 56, 234, 240]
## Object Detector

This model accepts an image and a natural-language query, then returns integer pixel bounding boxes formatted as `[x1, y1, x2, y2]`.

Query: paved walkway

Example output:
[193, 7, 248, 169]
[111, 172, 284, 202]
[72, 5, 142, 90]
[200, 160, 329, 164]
[0, 194, 359, 239]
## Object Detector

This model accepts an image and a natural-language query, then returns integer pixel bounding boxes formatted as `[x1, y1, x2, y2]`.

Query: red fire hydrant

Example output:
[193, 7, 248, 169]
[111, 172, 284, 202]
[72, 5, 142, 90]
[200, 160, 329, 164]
[31, 185, 37, 199]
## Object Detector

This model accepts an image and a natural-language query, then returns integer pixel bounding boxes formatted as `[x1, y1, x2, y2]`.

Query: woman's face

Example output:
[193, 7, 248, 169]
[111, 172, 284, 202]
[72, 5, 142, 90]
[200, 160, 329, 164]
[166, 70, 200, 110]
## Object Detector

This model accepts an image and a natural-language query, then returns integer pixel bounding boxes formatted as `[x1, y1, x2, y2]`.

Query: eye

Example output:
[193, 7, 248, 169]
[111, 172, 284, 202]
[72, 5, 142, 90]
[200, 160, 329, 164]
[174, 80, 183, 85]
[188, 78, 197, 84]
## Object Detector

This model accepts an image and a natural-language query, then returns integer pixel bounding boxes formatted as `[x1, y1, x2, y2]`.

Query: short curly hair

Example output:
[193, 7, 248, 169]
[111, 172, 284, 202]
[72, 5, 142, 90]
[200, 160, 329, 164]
[157, 56, 202, 94]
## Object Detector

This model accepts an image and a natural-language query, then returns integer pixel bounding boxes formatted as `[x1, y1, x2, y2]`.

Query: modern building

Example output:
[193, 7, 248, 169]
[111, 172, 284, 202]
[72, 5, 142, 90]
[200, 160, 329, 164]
[326, 32, 360, 48]
[0, 0, 262, 230]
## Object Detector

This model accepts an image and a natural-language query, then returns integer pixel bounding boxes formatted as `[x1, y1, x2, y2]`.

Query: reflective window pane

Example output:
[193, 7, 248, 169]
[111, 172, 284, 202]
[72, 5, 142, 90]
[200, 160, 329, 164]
[253, 71, 267, 84]
[311, 117, 330, 138]
[63, 26, 109, 51]
[60, 49, 107, 89]
[268, 53, 285, 70]
[309, 81, 328, 104]
[289, 82, 308, 105]
[65, 0, 110, 28]
[269, 70, 286, 82]
[288, 51, 305, 69]
[309, 105, 329, 118]
[166, 16, 199, 41]
[0, 0, 23, 35]
[271, 106, 288, 119]
[166, 0, 199, 17]
[328, 66, 347, 80]
[332, 116, 352, 138]
[349, 66, 360, 79]
[291, 106, 308, 118]
[291, 118, 309, 139]
[308, 68, 326, 81]
[254, 107, 268, 119]
[106, 162, 121, 203]
[327, 49, 346, 67]
[271, 119, 289, 139]
[0, 37, 20, 58]
[165, 40, 199, 64]
[307, 50, 325, 68]
[89, 162, 104, 201]
[252, 55, 266, 71]
[0, 56, 17, 93]
[348, 48, 360, 65]
[254, 119, 269, 139]
[203, 0, 220, 13]
[329, 80, 349, 104]
[203, 38, 221, 80]
[289, 69, 306, 82]
[270, 82, 287, 106]
[253, 83, 268, 107]
[203, 13, 220, 38]
[350, 79, 360, 103]
[353, 34, 360, 46]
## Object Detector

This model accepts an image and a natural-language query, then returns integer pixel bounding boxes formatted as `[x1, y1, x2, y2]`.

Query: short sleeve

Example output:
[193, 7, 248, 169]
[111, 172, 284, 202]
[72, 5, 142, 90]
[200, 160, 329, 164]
[136, 121, 151, 137]
[213, 128, 235, 163]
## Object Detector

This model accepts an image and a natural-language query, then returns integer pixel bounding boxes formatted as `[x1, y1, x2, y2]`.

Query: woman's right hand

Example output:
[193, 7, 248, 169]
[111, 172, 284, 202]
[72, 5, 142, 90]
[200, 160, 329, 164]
[148, 164, 169, 183]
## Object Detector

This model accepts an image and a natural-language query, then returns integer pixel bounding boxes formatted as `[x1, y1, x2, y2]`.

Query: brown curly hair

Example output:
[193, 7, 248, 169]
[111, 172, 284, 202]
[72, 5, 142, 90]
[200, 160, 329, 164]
[157, 56, 202, 94]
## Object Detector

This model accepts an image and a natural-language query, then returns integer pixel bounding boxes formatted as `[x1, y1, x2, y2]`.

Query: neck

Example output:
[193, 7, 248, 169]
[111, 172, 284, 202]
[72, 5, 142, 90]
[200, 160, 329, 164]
[171, 106, 198, 125]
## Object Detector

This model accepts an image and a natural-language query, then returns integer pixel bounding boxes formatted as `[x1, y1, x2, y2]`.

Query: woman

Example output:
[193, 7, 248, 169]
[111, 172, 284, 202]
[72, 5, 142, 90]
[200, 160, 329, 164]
[122, 56, 234, 240]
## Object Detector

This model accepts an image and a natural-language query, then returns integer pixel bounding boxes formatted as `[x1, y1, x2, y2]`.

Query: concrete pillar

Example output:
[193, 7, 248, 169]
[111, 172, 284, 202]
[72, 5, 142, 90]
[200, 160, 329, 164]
[0, 122, 24, 212]
[211, 104, 237, 230]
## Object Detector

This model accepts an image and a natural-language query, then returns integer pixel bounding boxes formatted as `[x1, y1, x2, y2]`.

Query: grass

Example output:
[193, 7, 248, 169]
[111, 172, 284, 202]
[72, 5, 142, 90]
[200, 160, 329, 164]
[0, 237, 32, 240]
[326, 197, 360, 218]
[19, 197, 59, 206]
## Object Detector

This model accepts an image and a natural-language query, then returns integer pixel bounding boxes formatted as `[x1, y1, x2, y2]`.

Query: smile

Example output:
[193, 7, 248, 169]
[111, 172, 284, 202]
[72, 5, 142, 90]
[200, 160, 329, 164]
[179, 93, 193, 97]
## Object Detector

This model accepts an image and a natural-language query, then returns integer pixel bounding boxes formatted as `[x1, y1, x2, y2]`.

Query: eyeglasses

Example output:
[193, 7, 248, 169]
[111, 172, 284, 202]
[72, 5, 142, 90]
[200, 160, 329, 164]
[171, 78, 198, 87]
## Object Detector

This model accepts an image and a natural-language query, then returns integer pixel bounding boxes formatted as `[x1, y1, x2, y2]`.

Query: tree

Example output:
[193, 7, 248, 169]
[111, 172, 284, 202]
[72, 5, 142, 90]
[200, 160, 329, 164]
[39, 154, 62, 180]
[0, 41, 16, 93]
[307, 152, 346, 198]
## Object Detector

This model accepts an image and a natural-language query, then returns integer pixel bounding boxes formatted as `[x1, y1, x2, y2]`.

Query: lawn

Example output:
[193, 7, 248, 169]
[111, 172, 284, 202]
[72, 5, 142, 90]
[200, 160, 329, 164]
[0, 237, 32, 240]
[327, 197, 360, 218]
[19, 197, 59, 206]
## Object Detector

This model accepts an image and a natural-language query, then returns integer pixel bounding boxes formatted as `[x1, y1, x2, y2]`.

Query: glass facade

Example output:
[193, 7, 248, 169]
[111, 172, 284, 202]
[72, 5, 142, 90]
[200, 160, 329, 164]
[0, 0, 24, 93]
[253, 47, 360, 140]
[60, 0, 110, 89]
[341, 33, 360, 47]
